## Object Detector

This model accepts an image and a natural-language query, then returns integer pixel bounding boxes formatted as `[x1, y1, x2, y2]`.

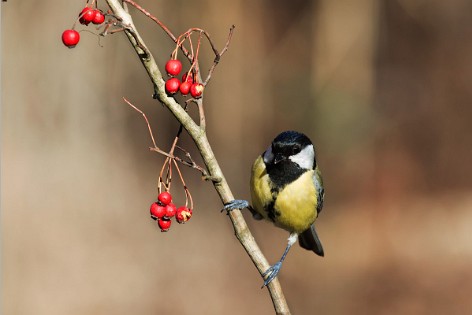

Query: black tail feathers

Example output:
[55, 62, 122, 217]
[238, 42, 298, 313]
[299, 224, 324, 257]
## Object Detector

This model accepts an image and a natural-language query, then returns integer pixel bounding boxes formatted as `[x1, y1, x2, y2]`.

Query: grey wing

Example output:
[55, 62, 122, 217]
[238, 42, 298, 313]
[313, 171, 324, 214]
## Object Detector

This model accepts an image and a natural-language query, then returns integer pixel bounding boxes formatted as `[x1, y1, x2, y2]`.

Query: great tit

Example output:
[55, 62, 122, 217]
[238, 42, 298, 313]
[224, 130, 324, 287]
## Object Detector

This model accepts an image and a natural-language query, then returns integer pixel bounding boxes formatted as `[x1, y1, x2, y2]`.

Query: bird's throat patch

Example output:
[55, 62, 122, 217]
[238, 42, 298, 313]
[266, 160, 305, 189]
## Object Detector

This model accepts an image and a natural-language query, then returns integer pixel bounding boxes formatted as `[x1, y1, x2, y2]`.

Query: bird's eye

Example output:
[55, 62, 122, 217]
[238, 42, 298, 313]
[292, 145, 301, 154]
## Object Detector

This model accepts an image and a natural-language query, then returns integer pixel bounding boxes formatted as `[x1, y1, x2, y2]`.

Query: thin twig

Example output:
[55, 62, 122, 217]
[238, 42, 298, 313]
[149, 147, 209, 177]
[122, 0, 191, 58]
[168, 125, 182, 156]
[123, 97, 208, 176]
[203, 25, 235, 85]
[123, 97, 157, 148]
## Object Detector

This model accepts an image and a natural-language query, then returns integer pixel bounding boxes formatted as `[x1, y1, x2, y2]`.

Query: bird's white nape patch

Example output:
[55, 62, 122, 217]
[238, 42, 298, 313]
[263, 145, 274, 164]
[289, 144, 315, 169]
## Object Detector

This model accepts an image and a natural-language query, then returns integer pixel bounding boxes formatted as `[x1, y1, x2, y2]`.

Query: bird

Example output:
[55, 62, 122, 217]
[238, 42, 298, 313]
[224, 130, 324, 287]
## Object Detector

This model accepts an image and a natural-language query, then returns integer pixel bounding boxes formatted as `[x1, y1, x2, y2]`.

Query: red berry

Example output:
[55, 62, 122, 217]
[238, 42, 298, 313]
[176, 207, 193, 224]
[165, 78, 181, 95]
[190, 83, 204, 98]
[179, 81, 192, 95]
[79, 7, 96, 25]
[62, 30, 80, 48]
[165, 203, 177, 218]
[182, 73, 194, 84]
[150, 202, 166, 220]
[158, 218, 172, 232]
[158, 192, 172, 205]
[92, 10, 105, 25]
[165, 59, 182, 76]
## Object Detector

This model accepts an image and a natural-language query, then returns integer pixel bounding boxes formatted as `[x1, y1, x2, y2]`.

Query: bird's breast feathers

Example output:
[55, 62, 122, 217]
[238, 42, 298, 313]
[250, 156, 319, 233]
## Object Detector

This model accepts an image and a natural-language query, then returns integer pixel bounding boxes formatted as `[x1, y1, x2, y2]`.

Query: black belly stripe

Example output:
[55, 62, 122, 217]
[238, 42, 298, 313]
[264, 187, 281, 222]
[266, 199, 277, 222]
[263, 160, 306, 222]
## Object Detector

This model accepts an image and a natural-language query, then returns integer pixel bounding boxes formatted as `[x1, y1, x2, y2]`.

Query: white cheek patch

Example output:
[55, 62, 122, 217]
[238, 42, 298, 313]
[289, 144, 315, 169]
[263, 145, 274, 164]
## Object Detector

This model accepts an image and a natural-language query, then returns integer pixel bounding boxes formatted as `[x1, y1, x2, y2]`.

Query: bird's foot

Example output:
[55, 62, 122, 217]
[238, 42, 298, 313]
[261, 261, 283, 288]
[222, 199, 249, 213]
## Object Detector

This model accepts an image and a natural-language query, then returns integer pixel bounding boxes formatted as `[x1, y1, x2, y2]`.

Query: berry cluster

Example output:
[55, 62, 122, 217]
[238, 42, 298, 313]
[164, 59, 204, 98]
[61, 3, 106, 48]
[150, 191, 193, 232]
[78, 6, 105, 26]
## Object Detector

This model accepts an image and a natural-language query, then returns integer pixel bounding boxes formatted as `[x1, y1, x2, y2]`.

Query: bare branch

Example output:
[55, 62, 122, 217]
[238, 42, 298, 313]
[104, 1, 291, 313]
[186, 98, 206, 130]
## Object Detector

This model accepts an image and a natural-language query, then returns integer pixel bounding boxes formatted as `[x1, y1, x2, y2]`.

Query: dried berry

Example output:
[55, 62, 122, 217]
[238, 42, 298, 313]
[176, 207, 193, 223]
[190, 83, 204, 98]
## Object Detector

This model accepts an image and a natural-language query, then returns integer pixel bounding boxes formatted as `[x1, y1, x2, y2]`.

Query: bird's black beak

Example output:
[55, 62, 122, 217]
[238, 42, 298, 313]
[274, 153, 286, 164]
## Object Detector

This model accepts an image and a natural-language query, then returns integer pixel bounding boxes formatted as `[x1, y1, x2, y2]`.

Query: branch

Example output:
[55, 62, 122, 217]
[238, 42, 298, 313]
[122, 0, 192, 58]
[122, 97, 209, 177]
[105, 1, 291, 314]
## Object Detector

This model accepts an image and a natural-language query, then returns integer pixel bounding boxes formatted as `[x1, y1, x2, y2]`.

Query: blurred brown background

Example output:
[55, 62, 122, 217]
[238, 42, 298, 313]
[2, 0, 472, 314]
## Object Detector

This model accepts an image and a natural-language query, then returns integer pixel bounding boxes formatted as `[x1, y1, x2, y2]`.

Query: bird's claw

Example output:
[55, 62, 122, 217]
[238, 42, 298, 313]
[222, 199, 249, 213]
[261, 262, 283, 288]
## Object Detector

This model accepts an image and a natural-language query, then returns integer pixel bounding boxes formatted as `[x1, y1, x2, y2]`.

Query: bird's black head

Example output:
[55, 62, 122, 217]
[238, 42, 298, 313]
[263, 131, 315, 169]
[262, 131, 316, 189]
[273, 131, 312, 157]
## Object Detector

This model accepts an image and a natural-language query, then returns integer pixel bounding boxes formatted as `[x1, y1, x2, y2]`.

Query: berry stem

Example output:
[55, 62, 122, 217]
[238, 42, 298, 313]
[172, 159, 193, 209]
[123, 97, 157, 149]
[193, 31, 203, 83]
[158, 156, 173, 193]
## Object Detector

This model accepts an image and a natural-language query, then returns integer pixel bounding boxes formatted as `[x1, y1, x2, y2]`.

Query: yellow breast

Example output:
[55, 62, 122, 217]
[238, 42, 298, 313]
[250, 156, 272, 218]
[250, 156, 318, 233]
